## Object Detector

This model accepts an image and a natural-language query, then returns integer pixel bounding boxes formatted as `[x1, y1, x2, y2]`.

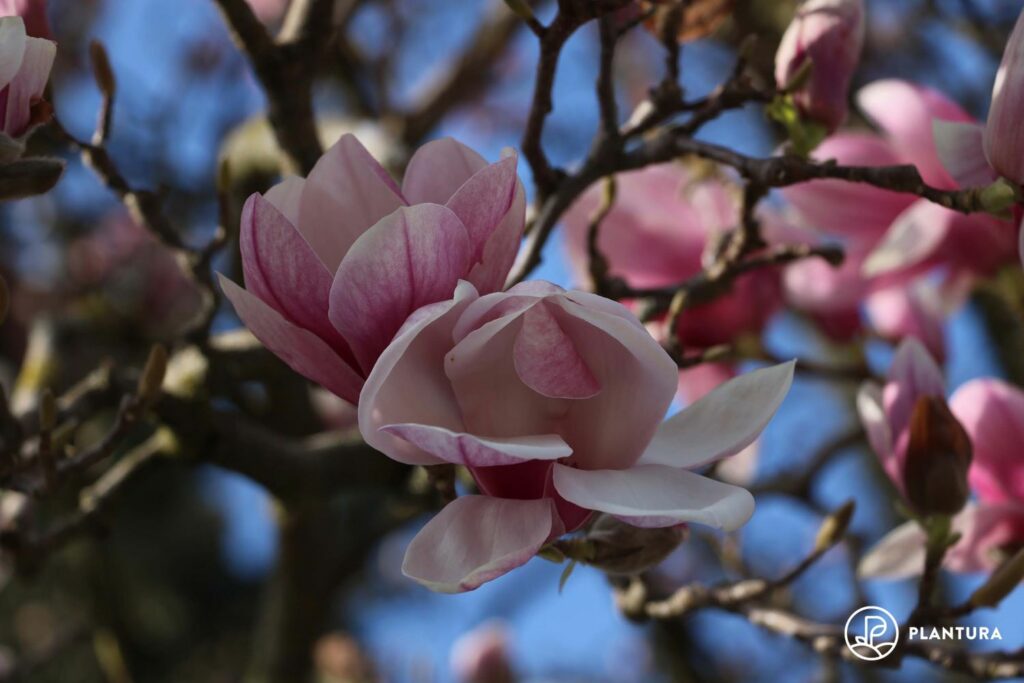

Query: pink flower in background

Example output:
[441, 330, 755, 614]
[358, 279, 794, 592]
[774, 0, 865, 132]
[0, 15, 54, 138]
[0, 0, 50, 39]
[245, 0, 289, 23]
[861, 377, 1024, 577]
[219, 134, 525, 405]
[562, 164, 783, 399]
[451, 622, 516, 683]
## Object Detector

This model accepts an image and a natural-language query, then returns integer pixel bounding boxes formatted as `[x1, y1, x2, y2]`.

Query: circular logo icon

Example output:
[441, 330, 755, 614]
[844, 606, 899, 661]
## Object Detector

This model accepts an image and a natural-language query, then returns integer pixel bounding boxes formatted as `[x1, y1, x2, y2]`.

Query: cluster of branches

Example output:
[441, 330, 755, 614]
[0, 0, 1022, 681]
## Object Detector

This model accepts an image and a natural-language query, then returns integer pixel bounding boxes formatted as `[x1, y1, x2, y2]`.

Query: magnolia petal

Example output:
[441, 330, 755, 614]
[239, 193, 347, 350]
[402, 137, 488, 205]
[357, 281, 479, 466]
[883, 337, 945, 437]
[513, 302, 601, 400]
[402, 495, 556, 593]
[856, 381, 892, 464]
[380, 424, 571, 467]
[218, 275, 363, 403]
[949, 378, 1024, 505]
[329, 204, 473, 375]
[298, 134, 405, 271]
[470, 178, 526, 293]
[933, 120, 998, 189]
[263, 176, 304, 225]
[0, 17, 26, 88]
[552, 464, 755, 531]
[445, 155, 518, 263]
[984, 9, 1024, 185]
[863, 200, 953, 277]
[639, 362, 795, 469]
[858, 520, 927, 579]
[3, 35, 54, 136]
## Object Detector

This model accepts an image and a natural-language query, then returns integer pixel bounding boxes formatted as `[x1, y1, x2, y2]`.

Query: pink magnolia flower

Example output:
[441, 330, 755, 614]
[219, 134, 525, 405]
[562, 164, 783, 400]
[860, 377, 1024, 577]
[0, 16, 54, 139]
[358, 279, 794, 592]
[774, 0, 865, 132]
[0, 0, 50, 40]
[451, 622, 516, 683]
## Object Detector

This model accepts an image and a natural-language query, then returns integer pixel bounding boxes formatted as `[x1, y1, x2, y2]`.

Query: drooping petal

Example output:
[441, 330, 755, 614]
[218, 275, 363, 403]
[933, 120, 998, 189]
[2, 34, 53, 137]
[862, 200, 953, 277]
[330, 204, 473, 374]
[239, 193, 348, 351]
[402, 137, 488, 205]
[357, 281, 479, 466]
[401, 495, 556, 593]
[551, 464, 755, 531]
[513, 301, 601, 400]
[638, 362, 795, 469]
[0, 17, 26, 88]
[380, 424, 571, 467]
[857, 79, 972, 188]
[297, 134, 406, 271]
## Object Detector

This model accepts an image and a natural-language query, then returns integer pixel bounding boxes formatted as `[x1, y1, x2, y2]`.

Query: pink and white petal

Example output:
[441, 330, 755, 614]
[402, 495, 557, 593]
[856, 381, 893, 466]
[469, 180, 526, 293]
[358, 281, 479, 466]
[239, 193, 346, 349]
[857, 80, 972, 188]
[330, 204, 473, 375]
[3, 35, 53, 136]
[263, 176, 304, 225]
[933, 120, 998, 189]
[0, 17, 26, 88]
[445, 155, 518, 264]
[949, 379, 1024, 505]
[402, 137, 488, 205]
[380, 424, 571, 467]
[218, 275, 363, 404]
[298, 134, 406, 271]
[862, 200, 953, 277]
[883, 337, 945, 436]
[865, 282, 946, 362]
[551, 464, 755, 531]
[452, 285, 550, 343]
[638, 361, 795, 469]
[513, 302, 600, 400]
[857, 520, 927, 579]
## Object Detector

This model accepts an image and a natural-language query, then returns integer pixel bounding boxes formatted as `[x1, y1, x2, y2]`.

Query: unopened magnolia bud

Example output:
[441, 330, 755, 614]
[978, 178, 1019, 216]
[969, 548, 1024, 608]
[38, 388, 56, 432]
[774, 0, 865, 133]
[814, 500, 855, 552]
[984, 9, 1024, 186]
[137, 345, 168, 404]
[903, 395, 972, 517]
[577, 514, 687, 576]
[89, 41, 117, 97]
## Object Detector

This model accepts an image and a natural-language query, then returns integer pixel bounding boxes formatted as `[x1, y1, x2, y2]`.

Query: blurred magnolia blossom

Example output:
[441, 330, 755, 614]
[220, 134, 526, 405]
[357, 278, 794, 592]
[860, 342, 1024, 577]
[774, 0, 865, 133]
[245, 0, 288, 23]
[0, 15, 54, 142]
[562, 163, 783, 400]
[782, 80, 1018, 355]
[450, 622, 516, 683]
[0, 0, 50, 39]
[65, 212, 203, 339]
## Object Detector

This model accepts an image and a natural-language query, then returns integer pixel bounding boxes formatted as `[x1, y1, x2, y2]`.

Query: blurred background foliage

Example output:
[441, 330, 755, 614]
[1, 0, 1023, 681]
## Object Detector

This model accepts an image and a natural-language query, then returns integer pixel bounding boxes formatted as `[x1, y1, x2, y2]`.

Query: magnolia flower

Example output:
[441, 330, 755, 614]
[0, 15, 54, 140]
[358, 280, 794, 592]
[562, 164, 782, 399]
[774, 0, 865, 132]
[451, 622, 516, 683]
[219, 134, 525, 404]
[0, 0, 50, 40]
[861, 378, 1024, 578]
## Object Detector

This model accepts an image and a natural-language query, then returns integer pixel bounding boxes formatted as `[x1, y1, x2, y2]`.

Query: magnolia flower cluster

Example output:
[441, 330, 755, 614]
[223, 135, 795, 592]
